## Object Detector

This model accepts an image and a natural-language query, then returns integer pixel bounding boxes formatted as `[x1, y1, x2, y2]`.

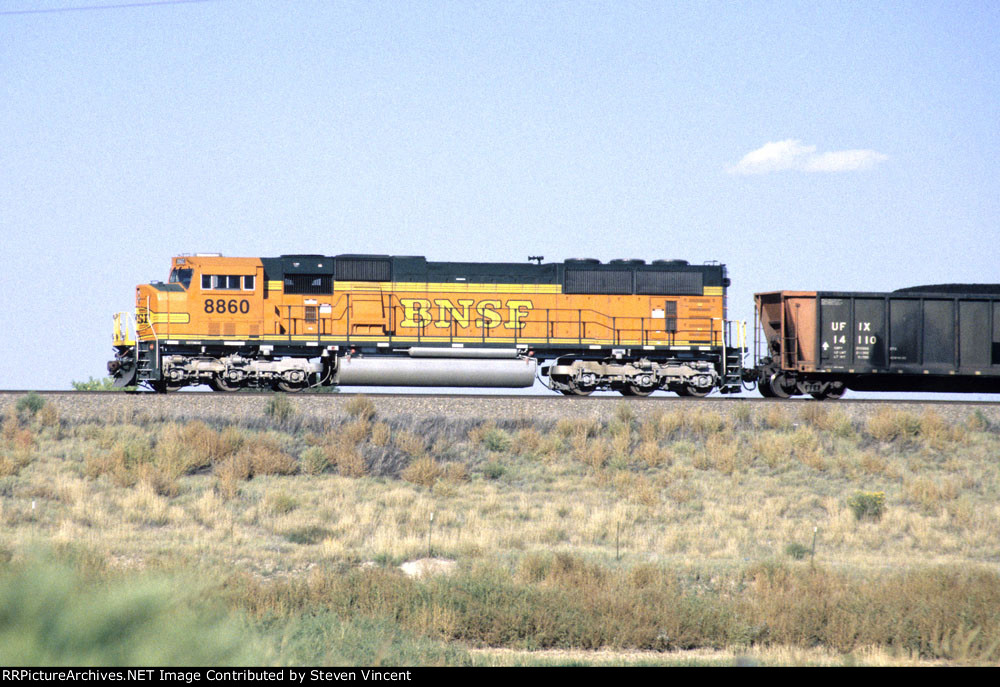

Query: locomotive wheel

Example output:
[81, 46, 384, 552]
[683, 384, 711, 398]
[150, 380, 184, 393]
[274, 380, 307, 393]
[626, 384, 655, 397]
[210, 375, 241, 392]
[561, 382, 595, 396]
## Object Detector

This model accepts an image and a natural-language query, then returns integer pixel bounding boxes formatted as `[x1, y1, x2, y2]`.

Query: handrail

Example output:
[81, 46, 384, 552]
[112, 311, 137, 346]
[272, 300, 728, 347]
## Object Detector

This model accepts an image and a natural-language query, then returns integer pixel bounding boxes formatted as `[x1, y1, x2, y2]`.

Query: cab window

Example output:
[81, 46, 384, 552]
[169, 268, 193, 288]
[202, 275, 250, 290]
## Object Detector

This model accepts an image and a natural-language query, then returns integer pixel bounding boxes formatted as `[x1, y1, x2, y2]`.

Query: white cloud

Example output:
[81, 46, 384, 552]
[728, 139, 887, 175]
[802, 149, 889, 172]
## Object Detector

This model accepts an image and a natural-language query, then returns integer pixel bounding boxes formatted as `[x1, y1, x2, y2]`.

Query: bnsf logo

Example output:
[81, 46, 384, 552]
[400, 298, 532, 330]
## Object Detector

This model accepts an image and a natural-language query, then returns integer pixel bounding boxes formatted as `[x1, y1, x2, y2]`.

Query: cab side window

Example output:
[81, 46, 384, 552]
[202, 275, 253, 291]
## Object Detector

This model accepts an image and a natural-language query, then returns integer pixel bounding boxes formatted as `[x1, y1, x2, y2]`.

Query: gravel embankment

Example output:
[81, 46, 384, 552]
[1, 392, 997, 426]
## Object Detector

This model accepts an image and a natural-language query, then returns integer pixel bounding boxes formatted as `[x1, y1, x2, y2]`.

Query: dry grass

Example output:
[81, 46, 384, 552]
[3, 402, 1000, 664]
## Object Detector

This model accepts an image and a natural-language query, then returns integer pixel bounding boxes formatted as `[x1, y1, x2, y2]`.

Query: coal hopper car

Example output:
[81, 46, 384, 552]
[754, 285, 1000, 398]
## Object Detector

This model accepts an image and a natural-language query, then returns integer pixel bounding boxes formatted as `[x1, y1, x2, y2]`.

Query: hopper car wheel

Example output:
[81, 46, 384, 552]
[758, 380, 777, 398]
[767, 373, 794, 399]
[809, 385, 845, 401]
[210, 376, 241, 392]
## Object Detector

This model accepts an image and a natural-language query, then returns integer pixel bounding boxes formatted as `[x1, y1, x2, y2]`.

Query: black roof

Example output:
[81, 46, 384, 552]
[258, 254, 728, 294]
[894, 284, 1000, 295]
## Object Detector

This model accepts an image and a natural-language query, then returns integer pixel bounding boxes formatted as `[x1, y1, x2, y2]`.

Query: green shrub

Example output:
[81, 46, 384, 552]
[265, 491, 298, 515]
[72, 377, 129, 392]
[300, 446, 331, 475]
[0, 559, 261, 665]
[269, 611, 469, 666]
[785, 542, 810, 560]
[15, 393, 45, 420]
[283, 526, 330, 545]
[847, 491, 886, 522]
[967, 410, 990, 432]
[264, 394, 295, 423]
[483, 460, 506, 480]
[482, 428, 511, 453]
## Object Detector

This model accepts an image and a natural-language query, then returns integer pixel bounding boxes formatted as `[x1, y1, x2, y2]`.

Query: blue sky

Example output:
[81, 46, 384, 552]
[1, 0, 998, 392]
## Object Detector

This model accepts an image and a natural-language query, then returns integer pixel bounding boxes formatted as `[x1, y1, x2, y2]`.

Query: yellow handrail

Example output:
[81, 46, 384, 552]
[113, 312, 136, 346]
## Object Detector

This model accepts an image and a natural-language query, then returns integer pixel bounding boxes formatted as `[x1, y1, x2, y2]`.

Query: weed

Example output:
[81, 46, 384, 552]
[402, 457, 444, 488]
[16, 393, 46, 421]
[481, 428, 512, 453]
[967, 410, 990, 433]
[905, 476, 958, 512]
[689, 409, 726, 436]
[344, 396, 376, 421]
[394, 430, 426, 457]
[482, 460, 506, 480]
[636, 440, 669, 468]
[785, 542, 810, 560]
[799, 404, 831, 431]
[370, 422, 392, 447]
[847, 491, 886, 522]
[613, 402, 637, 427]
[511, 428, 543, 456]
[264, 394, 295, 424]
[265, 491, 298, 515]
[300, 447, 330, 475]
[867, 409, 921, 442]
[763, 406, 792, 432]
[443, 462, 469, 484]
[335, 446, 368, 478]
[732, 402, 754, 427]
[283, 526, 330, 545]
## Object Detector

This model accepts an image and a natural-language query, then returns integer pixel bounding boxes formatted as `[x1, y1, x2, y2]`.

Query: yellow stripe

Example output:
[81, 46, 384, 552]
[703, 286, 723, 295]
[150, 313, 190, 324]
[267, 281, 282, 290]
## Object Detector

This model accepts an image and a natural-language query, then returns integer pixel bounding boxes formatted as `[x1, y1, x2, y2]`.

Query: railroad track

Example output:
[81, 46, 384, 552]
[1, 390, 997, 426]
[0, 390, 999, 404]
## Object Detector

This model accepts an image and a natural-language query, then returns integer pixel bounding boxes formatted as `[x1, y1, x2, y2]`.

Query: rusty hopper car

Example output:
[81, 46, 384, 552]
[110, 254, 747, 395]
[755, 285, 1000, 398]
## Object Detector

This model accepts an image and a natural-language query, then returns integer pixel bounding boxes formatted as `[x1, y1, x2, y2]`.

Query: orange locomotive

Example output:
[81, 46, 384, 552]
[110, 254, 747, 395]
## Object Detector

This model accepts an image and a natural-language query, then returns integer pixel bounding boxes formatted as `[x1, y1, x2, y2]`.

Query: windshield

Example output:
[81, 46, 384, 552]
[169, 268, 193, 289]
